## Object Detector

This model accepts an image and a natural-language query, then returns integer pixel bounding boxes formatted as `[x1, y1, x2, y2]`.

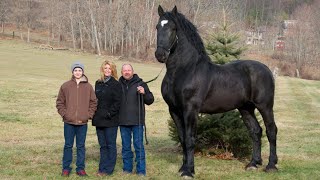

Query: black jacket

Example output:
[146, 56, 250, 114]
[92, 76, 122, 127]
[119, 74, 154, 126]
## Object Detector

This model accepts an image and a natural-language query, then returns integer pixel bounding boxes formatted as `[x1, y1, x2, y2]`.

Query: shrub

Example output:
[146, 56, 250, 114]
[300, 65, 320, 80]
[168, 110, 256, 158]
[278, 61, 296, 77]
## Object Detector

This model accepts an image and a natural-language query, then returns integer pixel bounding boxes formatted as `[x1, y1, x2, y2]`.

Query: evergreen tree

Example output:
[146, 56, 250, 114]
[168, 110, 256, 158]
[206, 7, 245, 64]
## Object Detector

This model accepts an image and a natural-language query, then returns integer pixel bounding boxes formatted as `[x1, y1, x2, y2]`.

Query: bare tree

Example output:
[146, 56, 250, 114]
[3, 0, 316, 61]
[76, 0, 84, 50]
[12, 1, 25, 40]
[86, 0, 101, 55]
[285, 3, 317, 69]
[25, 0, 41, 43]
[0, 0, 11, 33]
[69, 2, 76, 49]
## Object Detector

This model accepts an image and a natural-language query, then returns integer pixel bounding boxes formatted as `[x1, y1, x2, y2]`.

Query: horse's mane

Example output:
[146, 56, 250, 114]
[164, 12, 207, 56]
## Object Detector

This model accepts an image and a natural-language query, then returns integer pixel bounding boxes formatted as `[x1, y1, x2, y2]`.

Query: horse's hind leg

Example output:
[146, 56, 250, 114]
[239, 105, 263, 170]
[257, 106, 278, 172]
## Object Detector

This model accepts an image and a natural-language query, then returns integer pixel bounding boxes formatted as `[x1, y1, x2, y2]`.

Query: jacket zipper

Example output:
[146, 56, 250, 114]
[76, 84, 79, 123]
[126, 85, 128, 104]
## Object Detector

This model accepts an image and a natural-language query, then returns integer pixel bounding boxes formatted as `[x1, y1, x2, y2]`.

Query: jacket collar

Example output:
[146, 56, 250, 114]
[120, 74, 141, 85]
[97, 76, 116, 84]
[71, 74, 88, 83]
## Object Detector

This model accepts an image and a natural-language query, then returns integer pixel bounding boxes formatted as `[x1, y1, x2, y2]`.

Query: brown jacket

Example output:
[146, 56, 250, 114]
[56, 75, 97, 125]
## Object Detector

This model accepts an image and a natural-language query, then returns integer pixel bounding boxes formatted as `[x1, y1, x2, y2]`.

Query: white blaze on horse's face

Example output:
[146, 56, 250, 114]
[161, 20, 168, 27]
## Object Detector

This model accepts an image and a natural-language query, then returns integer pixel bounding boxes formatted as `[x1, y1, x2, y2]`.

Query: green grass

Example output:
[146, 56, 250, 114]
[0, 39, 320, 179]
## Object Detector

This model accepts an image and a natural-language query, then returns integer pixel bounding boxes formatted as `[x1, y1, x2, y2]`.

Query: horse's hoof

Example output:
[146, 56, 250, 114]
[264, 165, 278, 173]
[182, 176, 193, 180]
[245, 165, 258, 171]
[182, 175, 194, 179]
[181, 171, 193, 179]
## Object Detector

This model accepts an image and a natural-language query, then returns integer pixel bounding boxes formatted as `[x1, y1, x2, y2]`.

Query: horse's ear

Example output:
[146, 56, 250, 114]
[158, 5, 164, 16]
[172, 6, 177, 15]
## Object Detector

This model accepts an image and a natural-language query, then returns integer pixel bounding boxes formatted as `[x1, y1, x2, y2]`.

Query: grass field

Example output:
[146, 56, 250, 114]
[0, 39, 319, 179]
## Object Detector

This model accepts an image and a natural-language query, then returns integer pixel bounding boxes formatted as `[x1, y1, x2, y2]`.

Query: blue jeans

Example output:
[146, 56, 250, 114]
[96, 126, 118, 174]
[120, 125, 145, 175]
[62, 123, 87, 172]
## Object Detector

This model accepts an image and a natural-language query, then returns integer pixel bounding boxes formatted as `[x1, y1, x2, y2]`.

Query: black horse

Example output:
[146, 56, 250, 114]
[155, 6, 278, 178]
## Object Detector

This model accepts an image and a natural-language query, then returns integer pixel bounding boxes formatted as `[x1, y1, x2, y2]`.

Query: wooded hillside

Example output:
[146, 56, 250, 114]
[1, 0, 319, 79]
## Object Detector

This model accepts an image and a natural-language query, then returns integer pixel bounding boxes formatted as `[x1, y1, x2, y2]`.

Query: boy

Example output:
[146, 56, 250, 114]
[56, 62, 97, 176]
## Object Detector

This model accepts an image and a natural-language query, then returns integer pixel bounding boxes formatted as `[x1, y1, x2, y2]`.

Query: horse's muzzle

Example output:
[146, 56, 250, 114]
[155, 47, 169, 63]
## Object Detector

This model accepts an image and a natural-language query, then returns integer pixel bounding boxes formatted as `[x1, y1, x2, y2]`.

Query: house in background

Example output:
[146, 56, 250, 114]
[274, 20, 297, 51]
[280, 20, 297, 36]
[245, 26, 266, 45]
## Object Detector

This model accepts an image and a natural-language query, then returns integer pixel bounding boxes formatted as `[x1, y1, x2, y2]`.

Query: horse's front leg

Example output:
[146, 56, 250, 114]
[169, 108, 188, 175]
[181, 106, 198, 178]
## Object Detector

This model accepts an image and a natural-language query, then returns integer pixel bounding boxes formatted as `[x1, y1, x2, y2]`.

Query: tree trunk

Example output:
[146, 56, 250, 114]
[147, 0, 155, 46]
[79, 23, 84, 50]
[192, 0, 200, 25]
[114, 32, 117, 53]
[98, 32, 103, 51]
[88, 1, 101, 56]
[69, 2, 76, 49]
[27, 27, 30, 43]
[58, 25, 61, 47]
[1, 22, 4, 33]
[109, 32, 113, 54]
[121, 33, 124, 54]
[104, 27, 107, 51]
[76, 0, 83, 50]
[136, 32, 140, 57]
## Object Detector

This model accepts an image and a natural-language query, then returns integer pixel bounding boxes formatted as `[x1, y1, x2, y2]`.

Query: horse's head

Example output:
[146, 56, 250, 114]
[155, 5, 178, 63]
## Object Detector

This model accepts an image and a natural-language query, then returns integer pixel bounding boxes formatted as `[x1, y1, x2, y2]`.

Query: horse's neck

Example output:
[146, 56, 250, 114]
[165, 34, 199, 80]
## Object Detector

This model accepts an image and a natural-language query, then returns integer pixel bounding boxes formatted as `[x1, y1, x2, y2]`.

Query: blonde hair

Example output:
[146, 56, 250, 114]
[99, 60, 118, 81]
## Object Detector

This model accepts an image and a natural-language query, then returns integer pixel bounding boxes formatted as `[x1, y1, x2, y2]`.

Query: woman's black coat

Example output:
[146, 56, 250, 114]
[92, 76, 122, 127]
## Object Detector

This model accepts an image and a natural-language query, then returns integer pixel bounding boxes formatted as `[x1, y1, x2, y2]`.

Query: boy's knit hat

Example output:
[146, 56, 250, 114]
[71, 61, 84, 72]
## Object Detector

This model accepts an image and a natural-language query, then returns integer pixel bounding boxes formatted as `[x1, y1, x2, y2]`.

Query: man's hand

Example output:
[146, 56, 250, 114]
[137, 86, 145, 94]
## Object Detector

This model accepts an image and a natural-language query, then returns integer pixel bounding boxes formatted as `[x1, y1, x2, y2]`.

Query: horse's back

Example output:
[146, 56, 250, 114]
[200, 60, 274, 113]
[229, 60, 275, 105]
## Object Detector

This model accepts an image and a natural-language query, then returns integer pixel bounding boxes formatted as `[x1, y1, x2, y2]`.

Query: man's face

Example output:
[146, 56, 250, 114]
[73, 67, 83, 79]
[121, 65, 133, 80]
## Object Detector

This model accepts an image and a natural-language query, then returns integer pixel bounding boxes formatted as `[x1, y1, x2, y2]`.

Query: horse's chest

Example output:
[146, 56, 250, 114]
[161, 76, 193, 108]
[161, 79, 179, 107]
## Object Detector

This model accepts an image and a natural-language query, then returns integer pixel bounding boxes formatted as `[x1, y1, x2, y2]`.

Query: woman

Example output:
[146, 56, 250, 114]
[92, 60, 122, 176]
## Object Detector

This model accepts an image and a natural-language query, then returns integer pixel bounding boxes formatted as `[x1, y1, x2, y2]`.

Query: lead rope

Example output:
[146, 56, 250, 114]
[138, 90, 148, 145]
[141, 94, 148, 145]
[145, 64, 165, 84]
[138, 92, 144, 173]
[143, 64, 165, 145]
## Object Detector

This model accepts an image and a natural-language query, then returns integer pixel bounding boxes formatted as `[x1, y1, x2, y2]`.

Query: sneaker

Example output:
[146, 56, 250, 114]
[96, 171, 108, 176]
[61, 169, 70, 177]
[122, 171, 132, 175]
[137, 173, 146, 177]
[76, 170, 88, 176]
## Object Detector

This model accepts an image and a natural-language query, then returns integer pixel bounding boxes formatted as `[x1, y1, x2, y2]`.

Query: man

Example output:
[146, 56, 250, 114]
[56, 62, 97, 177]
[119, 64, 154, 176]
